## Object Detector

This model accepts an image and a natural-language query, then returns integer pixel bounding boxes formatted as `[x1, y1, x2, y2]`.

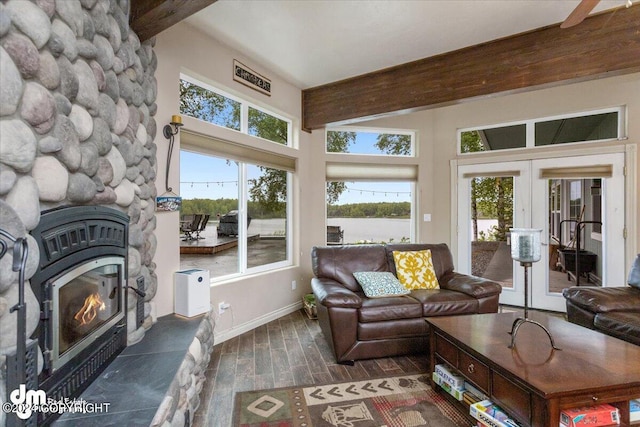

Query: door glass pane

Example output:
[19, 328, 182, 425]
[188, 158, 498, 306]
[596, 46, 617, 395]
[469, 176, 514, 289]
[547, 178, 602, 292]
[246, 164, 288, 268]
[179, 152, 240, 278]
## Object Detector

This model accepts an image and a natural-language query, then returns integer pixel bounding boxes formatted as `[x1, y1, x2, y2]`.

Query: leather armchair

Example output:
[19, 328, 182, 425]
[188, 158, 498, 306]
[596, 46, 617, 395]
[563, 254, 640, 345]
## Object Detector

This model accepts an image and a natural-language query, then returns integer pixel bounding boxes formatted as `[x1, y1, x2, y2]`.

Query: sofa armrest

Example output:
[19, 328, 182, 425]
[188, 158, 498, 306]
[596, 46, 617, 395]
[440, 272, 502, 299]
[311, 277, 363, 309]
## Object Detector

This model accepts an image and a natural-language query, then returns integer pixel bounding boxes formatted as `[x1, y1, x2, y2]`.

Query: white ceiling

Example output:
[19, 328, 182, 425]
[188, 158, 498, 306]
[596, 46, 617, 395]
[185, 0, 626, 89]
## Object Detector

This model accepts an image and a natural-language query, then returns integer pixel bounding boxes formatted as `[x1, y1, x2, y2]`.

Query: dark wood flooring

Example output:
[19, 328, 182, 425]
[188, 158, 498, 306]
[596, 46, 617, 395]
[192, 309, 431, 427]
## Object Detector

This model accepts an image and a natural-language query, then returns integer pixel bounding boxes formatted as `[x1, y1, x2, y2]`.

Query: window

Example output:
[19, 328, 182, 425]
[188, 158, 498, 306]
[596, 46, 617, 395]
[324, 127, 417, 244]
[326, 181, 413, 244]
[178, 74, 295, 280]
[459, 108, 623, 154]
[326, 128, 414, 156]
[535, 112, 618, 146]
[179, 152, 291, 279]
[460, 125, 526, 153]
[179, 75, 292, 147]
[179, 79, 240, 131]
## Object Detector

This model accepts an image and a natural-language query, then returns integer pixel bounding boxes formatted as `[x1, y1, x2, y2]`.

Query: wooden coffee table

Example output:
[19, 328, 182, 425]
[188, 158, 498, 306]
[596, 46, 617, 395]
[427, 312, 640, 427]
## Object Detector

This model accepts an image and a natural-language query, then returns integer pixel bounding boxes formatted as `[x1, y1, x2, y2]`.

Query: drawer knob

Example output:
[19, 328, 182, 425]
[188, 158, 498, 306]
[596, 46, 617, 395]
[467, 363, 475, 374]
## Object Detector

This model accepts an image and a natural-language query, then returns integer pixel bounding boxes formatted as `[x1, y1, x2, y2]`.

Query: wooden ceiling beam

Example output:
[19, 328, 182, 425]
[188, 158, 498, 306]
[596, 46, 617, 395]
[130, 0, 217, 42]
[302, 5, 640, 131]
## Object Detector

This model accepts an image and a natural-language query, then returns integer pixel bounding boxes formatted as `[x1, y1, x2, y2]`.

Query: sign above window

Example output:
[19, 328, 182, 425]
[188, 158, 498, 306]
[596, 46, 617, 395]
[233, 60, 271, 96]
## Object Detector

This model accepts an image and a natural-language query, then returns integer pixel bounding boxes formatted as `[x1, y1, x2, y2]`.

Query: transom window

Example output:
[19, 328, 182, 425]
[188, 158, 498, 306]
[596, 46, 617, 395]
[326, 128, 415, 156]
[180, 76, 292, 147]
[459, 108, 624, 154]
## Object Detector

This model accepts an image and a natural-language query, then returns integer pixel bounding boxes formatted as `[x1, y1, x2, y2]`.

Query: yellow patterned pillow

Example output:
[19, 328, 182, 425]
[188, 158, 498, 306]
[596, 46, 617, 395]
[392, 250, 440, 290]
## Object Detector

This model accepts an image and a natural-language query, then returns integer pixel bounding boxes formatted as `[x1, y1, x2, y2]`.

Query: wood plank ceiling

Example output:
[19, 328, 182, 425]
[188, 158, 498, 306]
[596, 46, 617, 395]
[129, 2, 640, 131]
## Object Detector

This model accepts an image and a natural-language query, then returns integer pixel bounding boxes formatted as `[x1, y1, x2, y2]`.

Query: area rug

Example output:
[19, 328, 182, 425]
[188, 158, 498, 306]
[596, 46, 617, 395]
[233, 374, 469, 427]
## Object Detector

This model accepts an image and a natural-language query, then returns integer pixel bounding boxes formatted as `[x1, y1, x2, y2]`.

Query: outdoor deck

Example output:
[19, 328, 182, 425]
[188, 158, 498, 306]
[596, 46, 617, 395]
[480, 241, 595, 294]
[180, 233, 260, 254]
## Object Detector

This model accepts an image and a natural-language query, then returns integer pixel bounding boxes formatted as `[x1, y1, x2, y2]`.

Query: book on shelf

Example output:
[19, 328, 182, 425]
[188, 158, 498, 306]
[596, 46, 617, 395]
[559, 404, 620, 427]
[630, 398, 640, 423]
[464, 380, 490, 401]
[434, 363, 466, 390]
[432, 371, 465, 401]
[463, 390, 481, 406]
[469, 400, 521, 427]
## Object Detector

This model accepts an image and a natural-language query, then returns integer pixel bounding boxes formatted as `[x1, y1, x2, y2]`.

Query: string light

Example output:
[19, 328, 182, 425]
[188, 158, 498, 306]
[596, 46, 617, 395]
[179, 182, 410, 198]
[344, 186, 411, 196]
[180, 180, 238, 186]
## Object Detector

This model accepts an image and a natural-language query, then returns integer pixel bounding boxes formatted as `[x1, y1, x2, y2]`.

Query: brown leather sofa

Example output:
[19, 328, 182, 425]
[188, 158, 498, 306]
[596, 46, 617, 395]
[563, 254, 640, 346]
[311, 243, 503, 363]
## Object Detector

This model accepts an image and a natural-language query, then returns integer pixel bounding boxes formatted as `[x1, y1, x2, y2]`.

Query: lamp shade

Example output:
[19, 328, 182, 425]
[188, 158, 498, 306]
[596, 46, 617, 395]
[510, 228, 542, 263]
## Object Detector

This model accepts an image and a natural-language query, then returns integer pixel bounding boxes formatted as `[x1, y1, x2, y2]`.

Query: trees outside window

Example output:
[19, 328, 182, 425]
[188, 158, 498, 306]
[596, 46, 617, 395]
[178, 77, 292, 279]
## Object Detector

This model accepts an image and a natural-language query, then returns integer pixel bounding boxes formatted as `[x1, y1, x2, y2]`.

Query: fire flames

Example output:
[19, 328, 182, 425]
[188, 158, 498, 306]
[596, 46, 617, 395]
[74, 293, 106, 326]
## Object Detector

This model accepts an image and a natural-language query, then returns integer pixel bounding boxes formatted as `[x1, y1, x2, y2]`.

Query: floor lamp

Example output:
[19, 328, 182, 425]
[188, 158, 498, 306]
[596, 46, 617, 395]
[508, 228, 560, 350]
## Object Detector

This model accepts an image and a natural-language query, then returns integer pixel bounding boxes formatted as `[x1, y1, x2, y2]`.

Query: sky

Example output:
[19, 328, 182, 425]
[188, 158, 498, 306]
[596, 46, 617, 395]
[179, 132, 412, 204]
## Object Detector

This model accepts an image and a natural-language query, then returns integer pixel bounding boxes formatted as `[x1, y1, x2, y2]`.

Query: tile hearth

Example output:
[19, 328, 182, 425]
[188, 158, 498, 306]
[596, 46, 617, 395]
[52, 314, 206, 426]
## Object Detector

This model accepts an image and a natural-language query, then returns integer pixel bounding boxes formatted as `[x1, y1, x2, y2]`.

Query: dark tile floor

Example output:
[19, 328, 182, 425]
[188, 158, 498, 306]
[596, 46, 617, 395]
[52, 314, 203, 426]
[192, 309, 432, 427]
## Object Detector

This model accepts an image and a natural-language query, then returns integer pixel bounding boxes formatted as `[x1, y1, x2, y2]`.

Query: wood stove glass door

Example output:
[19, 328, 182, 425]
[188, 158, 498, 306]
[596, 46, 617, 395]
[51, 256, 125, 370]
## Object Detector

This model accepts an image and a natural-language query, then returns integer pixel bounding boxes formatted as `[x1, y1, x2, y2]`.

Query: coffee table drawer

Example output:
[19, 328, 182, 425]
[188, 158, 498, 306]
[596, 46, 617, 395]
[459, 350, 489, 392]
[435, 334, 458, 367]
[492, 371, 531, 425]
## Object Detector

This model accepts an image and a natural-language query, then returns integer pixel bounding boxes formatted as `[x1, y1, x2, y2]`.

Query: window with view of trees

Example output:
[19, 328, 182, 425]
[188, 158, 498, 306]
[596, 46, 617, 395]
[179, 77, 291, 146]
[324, 128, 416, 244]
[326, 129, 413, 156]
[178, 76, 292, 280]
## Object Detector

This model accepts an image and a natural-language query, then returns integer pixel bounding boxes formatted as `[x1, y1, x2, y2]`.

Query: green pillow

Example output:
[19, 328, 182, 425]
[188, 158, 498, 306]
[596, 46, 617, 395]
[353, 271, 411, 298]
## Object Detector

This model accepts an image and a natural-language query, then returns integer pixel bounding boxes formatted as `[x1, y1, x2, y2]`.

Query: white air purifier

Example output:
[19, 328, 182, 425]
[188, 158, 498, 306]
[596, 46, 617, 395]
[174, 269, 210, 317]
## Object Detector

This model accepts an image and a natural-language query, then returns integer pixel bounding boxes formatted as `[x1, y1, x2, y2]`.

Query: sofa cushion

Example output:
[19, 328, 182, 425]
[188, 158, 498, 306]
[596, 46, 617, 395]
[562, 286, 640, 313]
[386, 243, 455, 280]
[358, 296, 422, 323]
[594, 312, 640, 346]
[392, 250, 440, 290]
[312, 245, 389, 292]
[411, 289, 479, 316]
[353, 271, 410, 298]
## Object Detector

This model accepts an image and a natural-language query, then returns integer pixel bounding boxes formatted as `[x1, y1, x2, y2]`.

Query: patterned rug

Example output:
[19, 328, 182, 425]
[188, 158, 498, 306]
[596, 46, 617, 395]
[233, 374, 469, 427]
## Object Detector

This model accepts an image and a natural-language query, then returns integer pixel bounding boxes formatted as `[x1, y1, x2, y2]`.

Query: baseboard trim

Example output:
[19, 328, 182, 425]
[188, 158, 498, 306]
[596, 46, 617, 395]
[213, 301, 303, 344]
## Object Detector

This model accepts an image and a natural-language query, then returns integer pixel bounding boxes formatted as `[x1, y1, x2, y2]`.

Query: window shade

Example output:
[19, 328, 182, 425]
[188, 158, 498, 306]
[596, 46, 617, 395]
[462, 170, 521, 179]
[539, 165, 613, 179]
[180, 129, 296, 172]
[326, 162, 417, 181]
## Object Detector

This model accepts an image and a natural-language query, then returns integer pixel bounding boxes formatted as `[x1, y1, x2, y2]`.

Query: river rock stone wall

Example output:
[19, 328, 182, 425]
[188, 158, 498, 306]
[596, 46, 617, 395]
[151, 310, 216, 427]
[0, 0, 159, 420]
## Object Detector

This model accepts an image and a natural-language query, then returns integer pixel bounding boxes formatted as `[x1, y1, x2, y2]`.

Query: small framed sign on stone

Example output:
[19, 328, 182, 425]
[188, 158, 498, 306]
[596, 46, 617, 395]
[156, 196, 182, 212]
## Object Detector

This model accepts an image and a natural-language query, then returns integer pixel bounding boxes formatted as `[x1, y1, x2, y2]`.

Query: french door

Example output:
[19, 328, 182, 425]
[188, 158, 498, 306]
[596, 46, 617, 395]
[457, 153, 626, 312]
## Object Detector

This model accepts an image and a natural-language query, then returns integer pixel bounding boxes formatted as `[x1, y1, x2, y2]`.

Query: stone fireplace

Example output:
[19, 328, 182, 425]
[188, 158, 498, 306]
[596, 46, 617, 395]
[27, 205, 140, 425]
[0, 1, 159, 425]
